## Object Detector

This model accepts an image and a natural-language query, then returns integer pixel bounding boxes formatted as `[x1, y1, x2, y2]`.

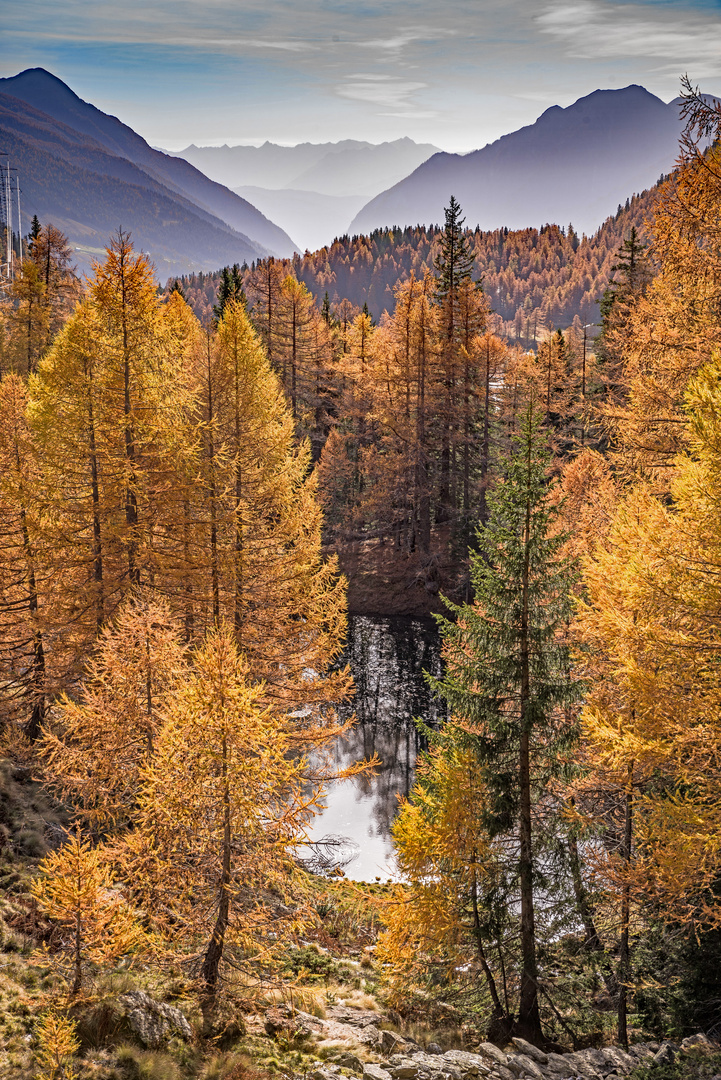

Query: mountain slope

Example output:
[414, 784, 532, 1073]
[350, 86, 683, 236]
[174, 137, 440, 196]
[0, 93, 279, 278]
[0, 68, 297, 260]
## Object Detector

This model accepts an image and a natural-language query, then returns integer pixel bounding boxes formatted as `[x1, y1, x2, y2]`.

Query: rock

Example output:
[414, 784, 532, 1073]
[328, 1006, 381, 1028]
[544, 1053, 576, 1077]
[510, 1040, 548, 1066]
[559, 1051, 602, 1079]
[442, 1049, 492, 1076]
[338, 1053, 365, 1074]
[118, 991, 193, 1049]
[364, 1067, 392, 1080]
[653, 1042, 677, 1066]
[505, 1054, 545, 1079]
[598, 1047, 634, 1074]
[382, 1030, 406, 1055]
[264, 1005, 312, 1040]
[428, 1044, 444, 1056]
[681, 1033, 713, 1052]
[389, 1059, 421, 1079]
[493, 1069, 516, 1080]
[313, 1070, 340, 1080]
[476, 1045, 509, 1069]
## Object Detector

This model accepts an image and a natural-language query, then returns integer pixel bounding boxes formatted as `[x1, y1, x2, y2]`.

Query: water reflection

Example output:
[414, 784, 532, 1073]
[307, 615, 446, 881]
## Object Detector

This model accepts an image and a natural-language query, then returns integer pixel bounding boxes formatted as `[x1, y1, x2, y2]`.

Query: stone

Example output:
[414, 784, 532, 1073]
[681, 1033, 713, 1052]
[598, 1047, 634, 1074]
[490, 1068, 515, 1080]
[505, 1054, 544, 1079]
[118, 991, 193, 1049]
[338, 1053, 365, 1074]
[510, 1040, 548, 1065]
[442, 1049, 492, 1076]
[382, 1031, 407, 1055]
[560, 1051, 602, 1079]
[544, 1053, 576, 1077]
[264, 1006, 312, 1040]
[364, 1066, 392, 1080]
[387, 1058, 422, 1079]
[476, 1045, 509, 1069]
[313, 1070, 339, 1080]
[428, 1044, 444, 1056]
[653, 1042, 677, 1066]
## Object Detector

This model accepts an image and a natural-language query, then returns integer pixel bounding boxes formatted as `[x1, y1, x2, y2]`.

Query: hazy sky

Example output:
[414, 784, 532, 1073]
[2, 0, 720, 152]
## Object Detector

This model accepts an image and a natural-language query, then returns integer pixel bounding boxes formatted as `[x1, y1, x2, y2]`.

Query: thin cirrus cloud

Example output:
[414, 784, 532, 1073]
[336, 74, 436, 118]
[538, 1, 721, 76]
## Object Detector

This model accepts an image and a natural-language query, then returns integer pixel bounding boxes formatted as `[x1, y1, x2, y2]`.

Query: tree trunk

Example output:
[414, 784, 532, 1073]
[200, 731, 232, 991]
[618, 762, 634, 1047]
[517, 430, 543, 1044]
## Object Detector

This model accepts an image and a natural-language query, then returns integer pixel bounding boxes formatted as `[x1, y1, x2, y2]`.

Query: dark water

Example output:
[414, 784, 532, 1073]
[306, 614, 445, 881]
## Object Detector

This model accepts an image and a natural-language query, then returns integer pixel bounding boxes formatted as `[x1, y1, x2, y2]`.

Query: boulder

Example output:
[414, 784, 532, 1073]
[118, 990, 193, 1049]
[653, 1042, 677, 1066]
[389, 1058, 422, 1079]
[442, 1049, 492, 1076]
[510, 1040, 548, 1065]
[338, 1053, 365, 1074]
[428, 1044, 444, 1056]
[505, 1054, 545, 1079]
[476, 1045, 509, 1069]
[681, 1033, 713, 1052]
[264, 1005, 313, 1040]
[364, 1067, 393, 1080]
[382, 1030, 407, 1055]
[543, 1054, 576, 1078]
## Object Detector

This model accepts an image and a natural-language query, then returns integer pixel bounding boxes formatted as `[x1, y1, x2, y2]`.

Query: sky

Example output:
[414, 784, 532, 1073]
[2, 0, 721, 153]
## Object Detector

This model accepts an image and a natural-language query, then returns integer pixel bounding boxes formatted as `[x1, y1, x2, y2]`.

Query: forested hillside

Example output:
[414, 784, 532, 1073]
[175, 184, 656, 342]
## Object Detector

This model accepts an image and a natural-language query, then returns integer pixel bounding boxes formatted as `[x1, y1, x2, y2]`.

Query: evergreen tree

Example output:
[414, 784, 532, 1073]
[429, 400, 581, 1043]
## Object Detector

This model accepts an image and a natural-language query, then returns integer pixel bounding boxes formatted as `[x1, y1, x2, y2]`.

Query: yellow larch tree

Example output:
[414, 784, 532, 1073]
[124, 625, 349, 994]
[39, 597, 186, 831]
[31, 830, 144, 996]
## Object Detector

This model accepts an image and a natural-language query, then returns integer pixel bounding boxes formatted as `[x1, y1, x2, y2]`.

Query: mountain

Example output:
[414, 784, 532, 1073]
[0, 68, 297, 276]
[172, 137, 439, 250]
[350, 86, 686, 237]
[174, 137, 440, 197]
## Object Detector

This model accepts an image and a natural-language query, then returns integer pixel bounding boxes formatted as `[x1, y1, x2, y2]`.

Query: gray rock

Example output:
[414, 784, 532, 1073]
[313, 1070, 340, 1080]
[510, 1040, 548, 1066]
[442, 1050, 492, 1076]
[382, 1031, 407, 1055]
[119, 990, 193, 1049]
[544, 1053, 576, 1077]
[560, 1051, 602, 1079]
[476, 1045, 509, 1069]
[489, 1068, 515, 1080]
[364, 1066, 392, 1080]
[653, 1042, 677, 1066]
[428, 1044, 444, 1056]
[390, 1059, 421, 1079]
[338, 1053, 365, 1074]
[681, 1033, 713, 1052]
[505, 1054, 544, 1079]
[598, 1047, 634, 1074]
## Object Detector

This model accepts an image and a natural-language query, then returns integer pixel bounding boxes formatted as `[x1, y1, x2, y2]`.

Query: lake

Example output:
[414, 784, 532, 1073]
[305, 614, 446, 881]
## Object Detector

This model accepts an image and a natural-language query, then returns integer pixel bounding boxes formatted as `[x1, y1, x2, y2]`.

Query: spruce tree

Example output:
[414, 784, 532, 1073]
[429, 400, 581, 1044]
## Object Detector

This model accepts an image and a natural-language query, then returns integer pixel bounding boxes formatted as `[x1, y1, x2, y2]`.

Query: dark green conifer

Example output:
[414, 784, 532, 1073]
[429, 400, 581, 1044]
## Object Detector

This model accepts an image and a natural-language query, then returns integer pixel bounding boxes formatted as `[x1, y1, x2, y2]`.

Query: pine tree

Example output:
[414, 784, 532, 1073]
[429, 400, 581, 1043]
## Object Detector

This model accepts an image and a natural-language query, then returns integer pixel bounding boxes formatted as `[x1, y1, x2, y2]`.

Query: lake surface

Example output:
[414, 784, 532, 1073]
[305, 614, 446, 881]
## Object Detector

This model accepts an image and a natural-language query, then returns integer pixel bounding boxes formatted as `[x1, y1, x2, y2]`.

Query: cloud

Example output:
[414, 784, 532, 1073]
[336, 74, 434, 115]
[537, 1, 721, 76]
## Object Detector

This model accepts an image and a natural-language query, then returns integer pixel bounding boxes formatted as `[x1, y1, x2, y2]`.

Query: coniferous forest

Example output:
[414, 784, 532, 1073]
[2, 82, 721, 1080]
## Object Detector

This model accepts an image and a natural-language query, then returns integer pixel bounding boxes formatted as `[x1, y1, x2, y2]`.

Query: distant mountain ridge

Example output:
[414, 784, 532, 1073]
[172, 137, 440, 197]
[0, 68, 297, 276]
[350, 86, 688, 237]
[171, 137, 440, 251]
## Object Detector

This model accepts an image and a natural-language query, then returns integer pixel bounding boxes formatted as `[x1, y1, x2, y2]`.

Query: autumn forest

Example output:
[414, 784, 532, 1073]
[1, 82, 721, 1080]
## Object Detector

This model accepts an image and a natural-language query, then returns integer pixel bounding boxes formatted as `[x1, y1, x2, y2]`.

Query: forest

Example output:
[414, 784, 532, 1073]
[0, 84, 720, 1080]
